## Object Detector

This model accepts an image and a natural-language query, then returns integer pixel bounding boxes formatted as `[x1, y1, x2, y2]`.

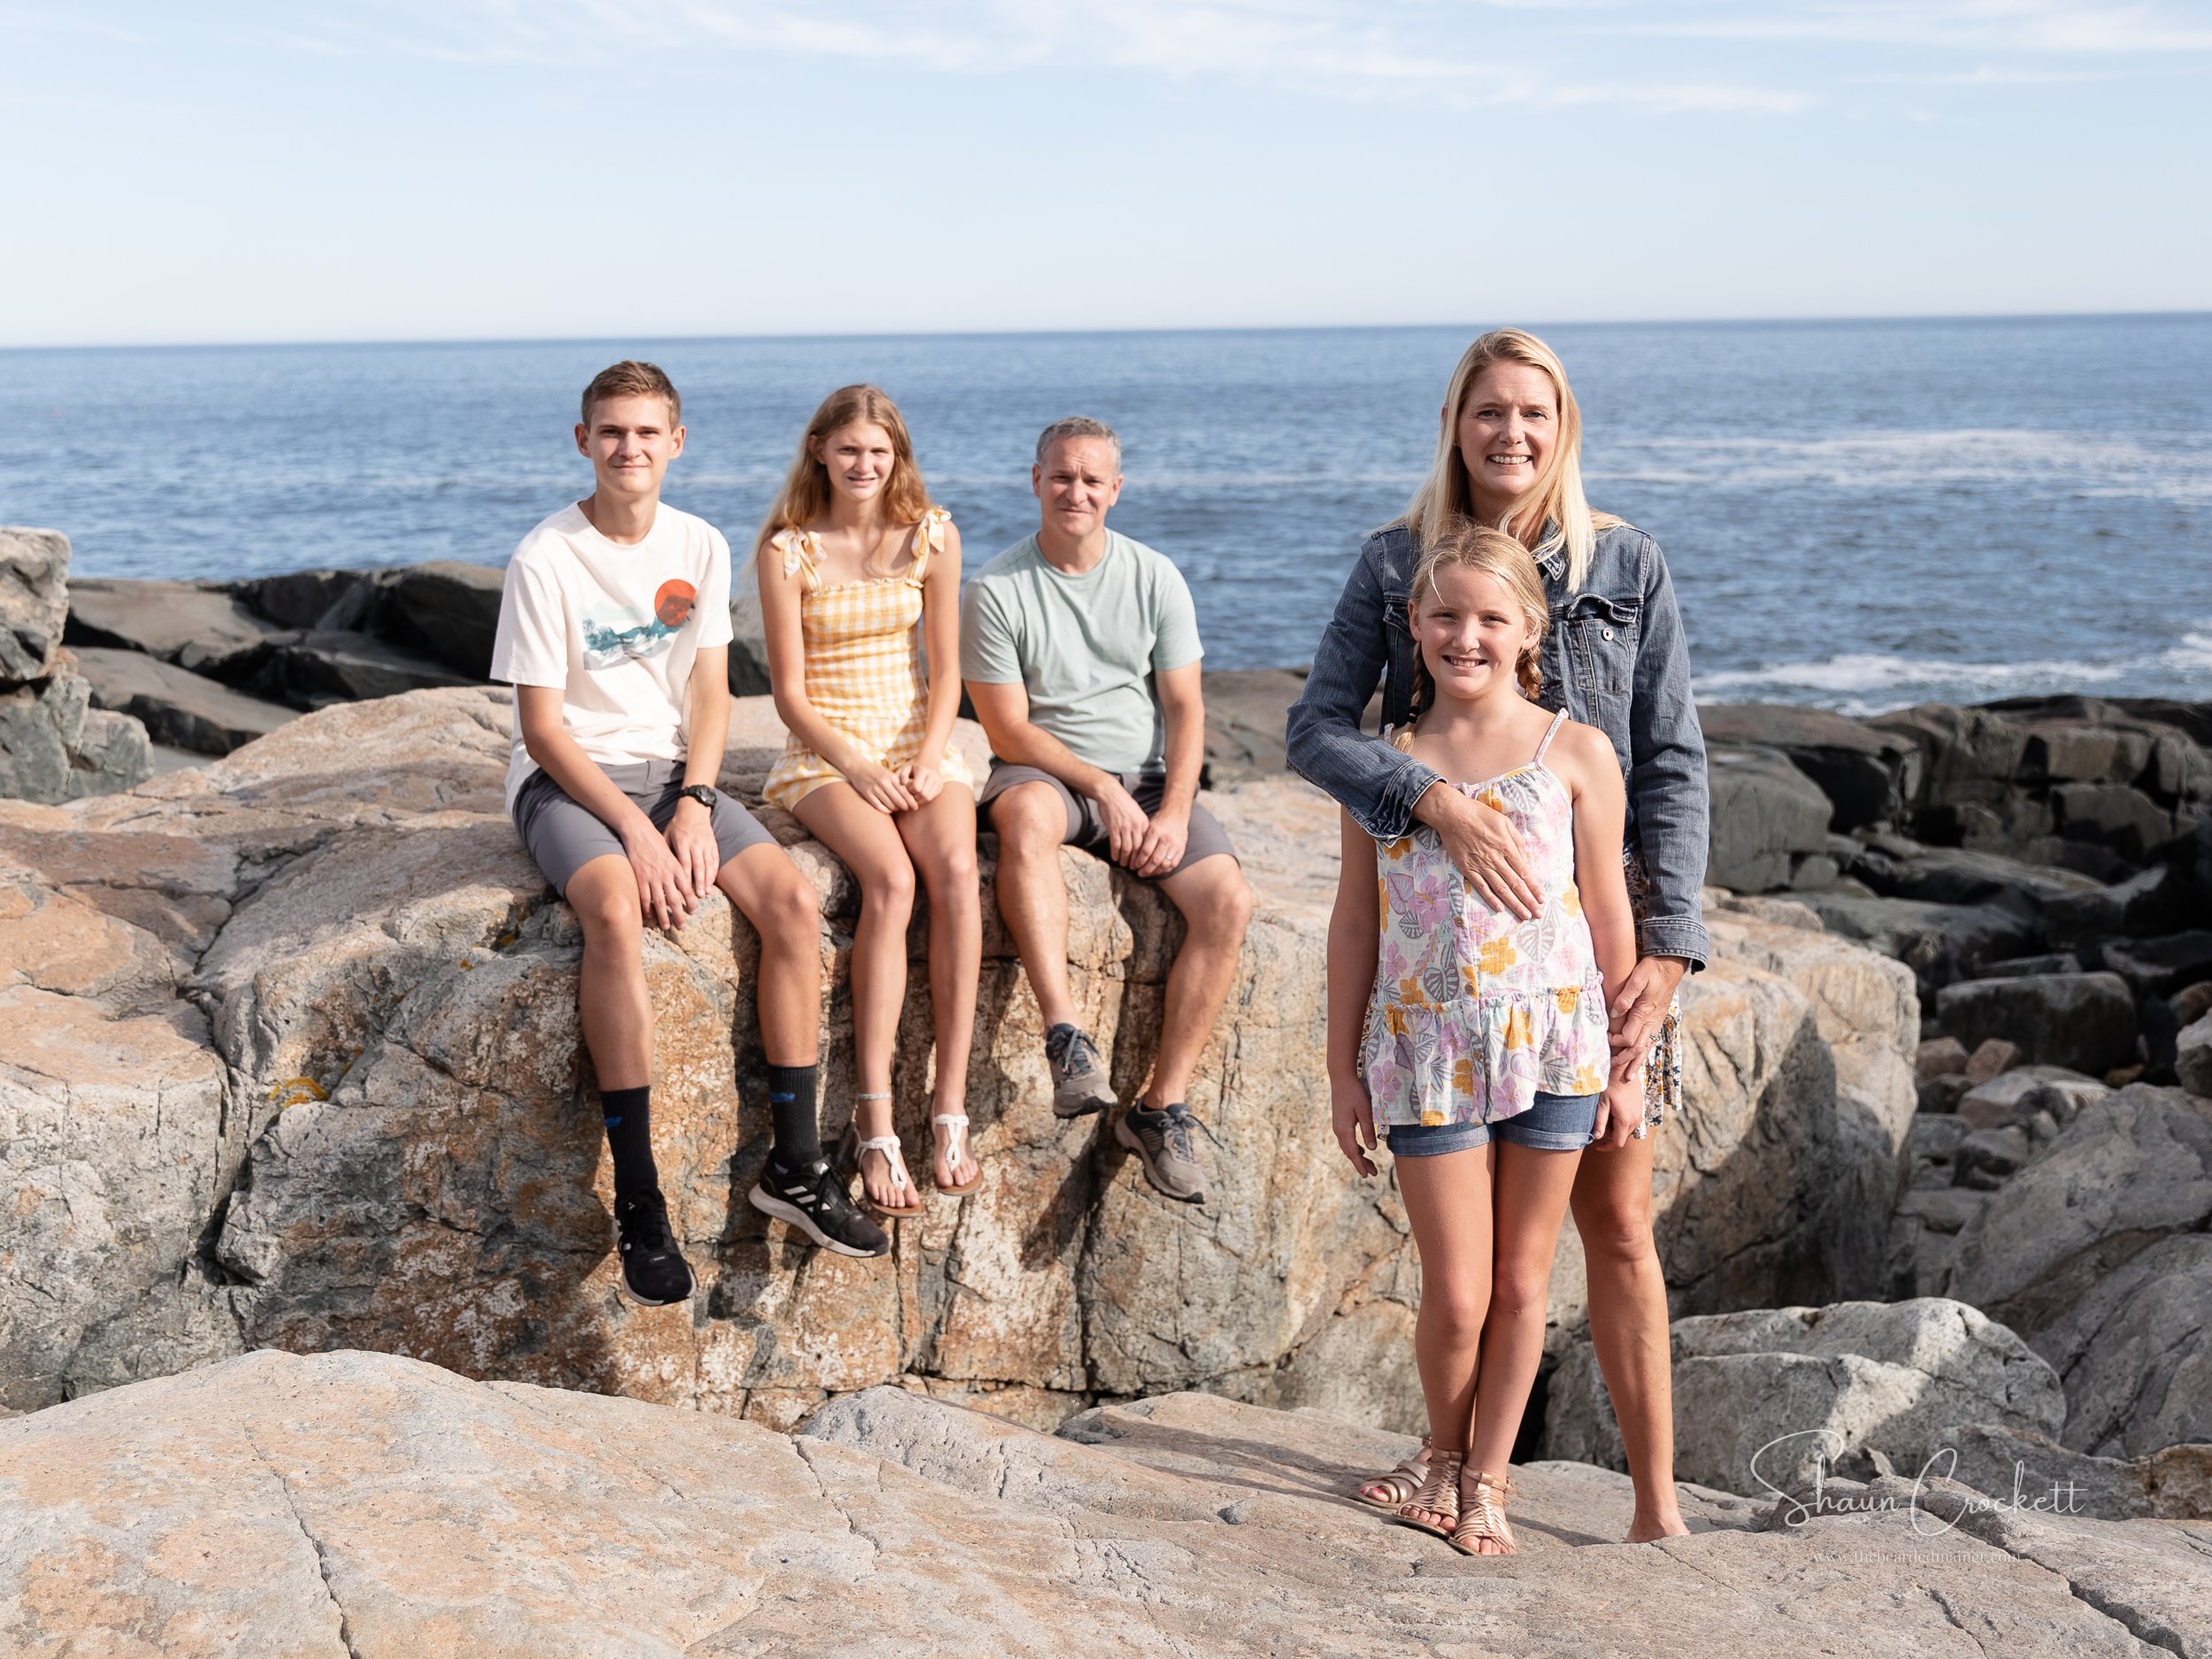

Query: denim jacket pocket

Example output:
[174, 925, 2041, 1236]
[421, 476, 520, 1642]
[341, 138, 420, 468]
[1558, 593, 1640, 699]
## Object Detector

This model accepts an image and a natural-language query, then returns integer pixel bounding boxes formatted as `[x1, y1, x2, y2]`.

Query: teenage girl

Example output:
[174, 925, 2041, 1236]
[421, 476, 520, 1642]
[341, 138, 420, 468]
[1325, 523, 1643, 1555]
[758, 385, 983, 1217]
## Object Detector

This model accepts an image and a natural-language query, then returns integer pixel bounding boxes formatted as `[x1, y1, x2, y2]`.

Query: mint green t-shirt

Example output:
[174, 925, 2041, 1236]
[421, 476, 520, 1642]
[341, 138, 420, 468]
[958, 530, 1203, 773]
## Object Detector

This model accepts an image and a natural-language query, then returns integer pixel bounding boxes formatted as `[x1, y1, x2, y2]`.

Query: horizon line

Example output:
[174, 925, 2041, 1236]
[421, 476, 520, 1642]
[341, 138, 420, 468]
[5, 306, 2210, 357]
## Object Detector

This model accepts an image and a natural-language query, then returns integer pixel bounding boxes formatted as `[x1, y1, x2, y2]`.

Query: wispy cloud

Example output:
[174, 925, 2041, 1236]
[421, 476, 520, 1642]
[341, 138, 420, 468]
[250, 0, 1815, 115]
[1627, 2, 2212, 54]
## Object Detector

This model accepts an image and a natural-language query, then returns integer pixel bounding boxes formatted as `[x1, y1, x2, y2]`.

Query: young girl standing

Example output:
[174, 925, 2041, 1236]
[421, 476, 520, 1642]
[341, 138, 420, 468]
[758, 385, 983, 1217]
[1325, 524, 1643, 1555]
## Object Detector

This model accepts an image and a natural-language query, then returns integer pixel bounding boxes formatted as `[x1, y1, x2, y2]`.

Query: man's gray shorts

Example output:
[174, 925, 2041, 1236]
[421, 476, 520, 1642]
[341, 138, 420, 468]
[512, 758, 776, 895]
[979, 762, 1237, 879]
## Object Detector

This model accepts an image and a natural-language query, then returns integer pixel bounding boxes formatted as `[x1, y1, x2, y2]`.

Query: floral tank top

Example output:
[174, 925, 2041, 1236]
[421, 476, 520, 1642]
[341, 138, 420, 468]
[1363, 709, 1611, 1126]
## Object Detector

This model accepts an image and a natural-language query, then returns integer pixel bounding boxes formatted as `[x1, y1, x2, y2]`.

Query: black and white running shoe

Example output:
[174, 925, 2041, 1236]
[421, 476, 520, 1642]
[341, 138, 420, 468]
[747, 1156, 891, 1257]
[614, 1190, 696, 1305]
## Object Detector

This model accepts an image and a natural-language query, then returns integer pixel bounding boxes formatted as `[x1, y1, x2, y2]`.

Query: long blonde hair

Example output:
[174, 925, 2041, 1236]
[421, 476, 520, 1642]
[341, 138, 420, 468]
[1399, 523, 1549, 741]
[1398, 328, 1617, 590]
[756, 384, 934, 566]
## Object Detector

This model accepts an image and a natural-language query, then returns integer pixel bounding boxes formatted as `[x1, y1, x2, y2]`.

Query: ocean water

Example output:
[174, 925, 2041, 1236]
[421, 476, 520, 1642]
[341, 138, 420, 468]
[3, 316, 2208, 714]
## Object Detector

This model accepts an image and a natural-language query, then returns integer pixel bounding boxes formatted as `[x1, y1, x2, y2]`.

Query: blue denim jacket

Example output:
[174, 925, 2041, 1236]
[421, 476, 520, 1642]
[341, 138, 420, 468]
[1285, 519, 1711, 969]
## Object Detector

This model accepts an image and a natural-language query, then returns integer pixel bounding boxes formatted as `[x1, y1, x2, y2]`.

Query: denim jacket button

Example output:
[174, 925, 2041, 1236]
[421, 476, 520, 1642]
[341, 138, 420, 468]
[1602, 627, 1615, 640]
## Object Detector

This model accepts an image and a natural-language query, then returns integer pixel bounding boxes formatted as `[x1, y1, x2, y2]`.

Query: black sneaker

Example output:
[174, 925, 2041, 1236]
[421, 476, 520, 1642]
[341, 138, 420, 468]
[747, 1156, 891, 1257]
[1045, 1023, 1118, 1118]
[1115, 1103, 1206, 1203]
[613, 1191, 695, 1306]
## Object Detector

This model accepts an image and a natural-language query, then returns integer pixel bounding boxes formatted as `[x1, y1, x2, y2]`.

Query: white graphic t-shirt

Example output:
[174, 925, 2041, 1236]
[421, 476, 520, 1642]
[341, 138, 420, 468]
[488, 501, 734, 810]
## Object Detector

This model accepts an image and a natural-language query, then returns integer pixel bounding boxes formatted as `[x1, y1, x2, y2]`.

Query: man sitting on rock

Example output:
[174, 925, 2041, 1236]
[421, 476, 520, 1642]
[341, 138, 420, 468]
[961, 417, 1254, 1205]
[491, 361, 887, 1306]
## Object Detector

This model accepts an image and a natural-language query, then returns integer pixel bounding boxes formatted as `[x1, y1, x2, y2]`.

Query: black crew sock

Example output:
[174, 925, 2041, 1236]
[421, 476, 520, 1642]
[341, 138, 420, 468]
[765, 1064, 821, 1169]
[601, 1086, 659, 1202]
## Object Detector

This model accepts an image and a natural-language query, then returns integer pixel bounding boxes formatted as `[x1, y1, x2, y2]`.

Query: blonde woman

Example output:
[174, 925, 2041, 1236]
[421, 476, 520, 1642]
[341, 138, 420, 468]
[1289, 329, 1709, 1543]
[758, 385, 982, 1216]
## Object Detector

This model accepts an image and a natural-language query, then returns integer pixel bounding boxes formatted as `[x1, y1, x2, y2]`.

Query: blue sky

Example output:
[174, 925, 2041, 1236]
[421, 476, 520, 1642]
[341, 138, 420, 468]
[5, 1, 2209, 346]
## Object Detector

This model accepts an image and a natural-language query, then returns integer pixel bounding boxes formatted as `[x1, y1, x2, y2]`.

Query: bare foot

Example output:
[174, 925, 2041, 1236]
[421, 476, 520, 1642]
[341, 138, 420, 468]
[1625, 1508, 1690, 1543]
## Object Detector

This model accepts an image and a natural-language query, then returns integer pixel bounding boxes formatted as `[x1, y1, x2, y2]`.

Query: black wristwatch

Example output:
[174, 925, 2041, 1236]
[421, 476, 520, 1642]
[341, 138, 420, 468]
[677, 785, 718, 810]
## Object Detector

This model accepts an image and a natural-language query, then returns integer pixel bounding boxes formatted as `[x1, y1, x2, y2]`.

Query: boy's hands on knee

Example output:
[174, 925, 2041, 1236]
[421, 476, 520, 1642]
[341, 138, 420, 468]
[1331, 1076, 1379, 1177]
[664, 799, 722, 918]
[622, 810, 700, 932]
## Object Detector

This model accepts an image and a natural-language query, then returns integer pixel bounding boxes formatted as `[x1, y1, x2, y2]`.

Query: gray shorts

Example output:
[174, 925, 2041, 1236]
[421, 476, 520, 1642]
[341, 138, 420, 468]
[979, 762, 1236, 879]
[512, 758, 776, 895]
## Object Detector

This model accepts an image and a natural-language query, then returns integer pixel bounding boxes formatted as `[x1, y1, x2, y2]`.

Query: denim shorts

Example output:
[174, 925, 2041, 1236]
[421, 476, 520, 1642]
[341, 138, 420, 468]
[1385, 1090, 1600, 1156]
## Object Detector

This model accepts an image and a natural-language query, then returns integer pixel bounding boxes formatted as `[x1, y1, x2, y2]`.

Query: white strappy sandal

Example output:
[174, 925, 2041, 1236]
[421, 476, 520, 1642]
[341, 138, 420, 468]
[839, 1094, 925, 1218]
[931, 1113, 981, 1196]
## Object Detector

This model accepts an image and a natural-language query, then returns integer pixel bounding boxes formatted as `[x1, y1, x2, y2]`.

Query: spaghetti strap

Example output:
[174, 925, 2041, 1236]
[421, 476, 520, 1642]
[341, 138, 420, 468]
[1532, 708, 1570, 766]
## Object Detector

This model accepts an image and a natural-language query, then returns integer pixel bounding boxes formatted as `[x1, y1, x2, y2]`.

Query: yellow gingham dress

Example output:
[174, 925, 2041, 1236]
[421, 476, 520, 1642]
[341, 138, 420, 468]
[762, 506, 973, 810]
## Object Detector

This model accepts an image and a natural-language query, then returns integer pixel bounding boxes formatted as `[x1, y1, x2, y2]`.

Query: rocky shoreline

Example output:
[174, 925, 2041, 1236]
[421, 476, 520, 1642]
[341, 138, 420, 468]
[4, 535, 2210, 1647]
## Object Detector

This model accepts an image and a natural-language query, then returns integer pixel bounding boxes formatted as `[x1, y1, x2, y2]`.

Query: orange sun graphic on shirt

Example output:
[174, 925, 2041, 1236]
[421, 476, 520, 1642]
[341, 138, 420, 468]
[653, 580, 696, 629]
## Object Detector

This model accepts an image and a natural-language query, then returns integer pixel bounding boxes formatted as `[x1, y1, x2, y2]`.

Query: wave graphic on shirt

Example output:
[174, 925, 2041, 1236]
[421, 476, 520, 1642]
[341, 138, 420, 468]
[579, 580, 696, 672]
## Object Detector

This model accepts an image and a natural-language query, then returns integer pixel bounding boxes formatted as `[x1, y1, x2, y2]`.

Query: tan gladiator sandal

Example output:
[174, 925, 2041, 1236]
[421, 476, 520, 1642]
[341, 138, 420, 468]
[1449, 1468, 1517, 1555]
[1352, 1438, 1432, 1511]
[1389, 1448, 1463, 1541]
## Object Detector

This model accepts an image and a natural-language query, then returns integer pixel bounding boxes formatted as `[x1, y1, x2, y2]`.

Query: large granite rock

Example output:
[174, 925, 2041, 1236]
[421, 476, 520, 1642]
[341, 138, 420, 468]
[1706, 745, 1831, 892]
[1544, 1298, 2065, 1494]
[2, 1347, 2202, 1658]
[2031, 1233, 2212, 1460]
[65, 575, 295, 680]
[70, 645, 296, 755]
[1795, 891, 2038, 998]
[1699, 702, 1921, 830]
[0, 527, 71, 684]
[0, 688, 1921, 1432]
[0, 654, 152, 803]
[1932, 972, 2139, 1076]
[1946, 1085, 2212, 1338]
[1930, 1422, 2212, 1523]
[0, 532, 153, 803]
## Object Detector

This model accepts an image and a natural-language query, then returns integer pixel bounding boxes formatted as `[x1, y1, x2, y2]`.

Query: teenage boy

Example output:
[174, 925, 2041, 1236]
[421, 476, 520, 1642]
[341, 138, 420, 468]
[490, 360, 887, 1303]
[960, 417, 1254, 1205]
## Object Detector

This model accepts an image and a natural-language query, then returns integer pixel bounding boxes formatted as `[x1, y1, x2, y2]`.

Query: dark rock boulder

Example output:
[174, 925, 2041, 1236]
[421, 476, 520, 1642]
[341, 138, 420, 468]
[2033, 1233, 2212, 1460]
[1947, 1084, 2212, 1337]
[2053, 782, 2173, 865]
[69, 647, 296, 756]
[368, 561, 506, 679]
[1699, 703, 1920, 830]
[0, 652, 150, 802]
[1870, 703, 2027, 813]
[1796, 892, 2037, 998]
[254, 630, 480, 707]
[2095, 931, 2212, 999]
[64, 578, 295, 680]
[2046, 863, 2193, 944]
[1933, 972, 2137, 1076]
[234, 567, 368, 630]
[1839, 833, 2099, 916]
[1708, 745, 1831, 892]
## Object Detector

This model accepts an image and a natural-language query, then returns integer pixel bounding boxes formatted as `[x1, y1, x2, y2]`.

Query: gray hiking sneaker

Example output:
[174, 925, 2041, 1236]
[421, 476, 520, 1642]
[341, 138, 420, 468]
[1045, 1023, 1118, 1118]
[1115, 1102, 1205, 1203]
